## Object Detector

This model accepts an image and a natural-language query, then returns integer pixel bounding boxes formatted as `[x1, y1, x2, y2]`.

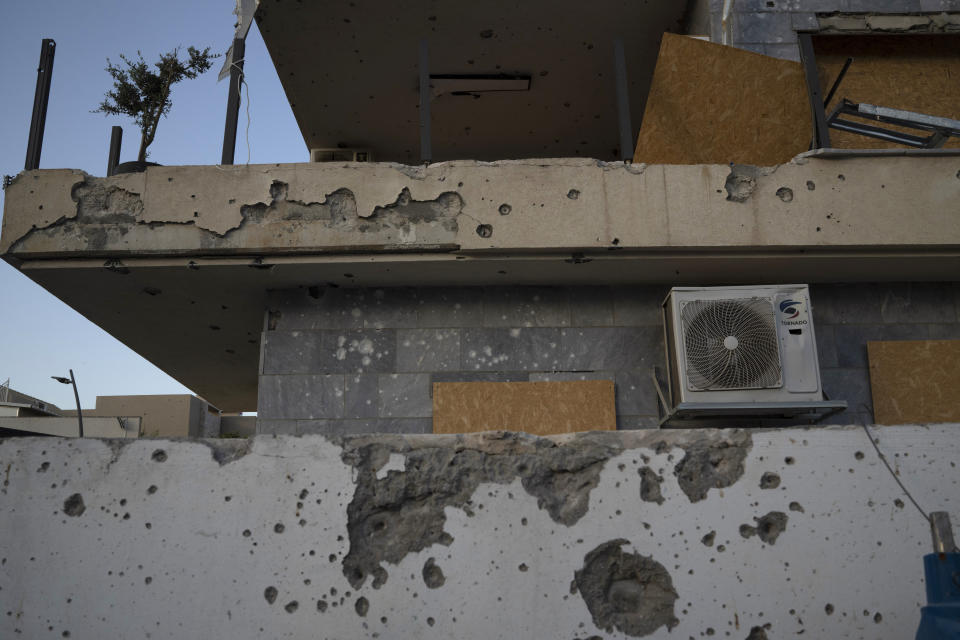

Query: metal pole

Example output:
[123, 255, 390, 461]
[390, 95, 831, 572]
[107, 126, 122, 176]
[419, 39, 432, 164]
[69, 369, 83, 438]
[798, 33, 831, 149]
[613, 38, 633, 162]
[221, 38, 245, 165]
[930, 512, 957, 554]
[25, 39, 56, 171]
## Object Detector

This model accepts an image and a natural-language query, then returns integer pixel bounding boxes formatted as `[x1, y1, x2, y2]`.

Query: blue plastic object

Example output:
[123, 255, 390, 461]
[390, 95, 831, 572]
[916, 553, 960, 640]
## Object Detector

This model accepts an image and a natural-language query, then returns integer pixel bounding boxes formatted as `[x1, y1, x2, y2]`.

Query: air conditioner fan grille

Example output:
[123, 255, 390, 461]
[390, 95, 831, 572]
[680, 297, 782, 390]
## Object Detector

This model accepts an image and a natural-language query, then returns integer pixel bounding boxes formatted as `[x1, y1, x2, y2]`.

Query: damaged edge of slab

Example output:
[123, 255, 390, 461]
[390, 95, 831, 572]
[333, 429, 752, 590]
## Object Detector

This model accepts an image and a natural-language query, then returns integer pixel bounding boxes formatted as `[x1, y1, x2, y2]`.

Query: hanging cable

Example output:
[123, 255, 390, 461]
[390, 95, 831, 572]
[861, 421, 929, 522]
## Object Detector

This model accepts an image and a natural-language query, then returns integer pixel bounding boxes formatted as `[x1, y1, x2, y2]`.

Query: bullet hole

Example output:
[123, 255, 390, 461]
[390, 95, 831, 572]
[816, 226, 821, 232]
[701, 531, 716, 547]
[343, 273, 355, 279]
[37, 461, 49, 473]
[63, 493, 85, 517]
[242, 529, 251, 537]
[639, 467, 665, 505]
[147, 485, 158, 494]
[422, 558, 445, 589]
[479, 29, 493, 38]
[329, 554, 337, 562]
[874, 612, 882, 623]
[476, 224, 493, 238]
[193, 211, 198, 217]
[759, 472, 780, 489]
[806, 180, 816, 191]
[274, 523, 285, 534]
[567, 189, 580, 200]
[894, 498, 904, 509]
[837, 174, 845, 181]
[518, 563, 528, 572]
[743, 511, 788, 545]
[188, 261, 199, 270]
[825, 603, 834, 615]
[784, 456, 795, 465]
[427, 617, 435, 626]
[496, 203, 513, 216]
[151, 450, 167, 463]
[145, 576, 152, 584]
[209, 325, 221, 331]
[776, 187, 793, 203]
[264, 586, 278, 604]
[317, 600, 328, 612]
[142, 287, 162, 296]
[284, 601, 298, 614]
[956, 169, 960, 180]
[355, 596, 369, 617]
[497, 270, 507, 274]
[745, 625, 771, 640]
[855, 451, 864, 460]
[611, 238, 620, 245]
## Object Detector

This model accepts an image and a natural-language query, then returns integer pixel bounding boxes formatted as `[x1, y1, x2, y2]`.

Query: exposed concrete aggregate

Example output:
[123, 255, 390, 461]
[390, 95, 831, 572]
[337, 431, 623, 588]
[574, 539, 678, 637]
[672, 430, 752, 502]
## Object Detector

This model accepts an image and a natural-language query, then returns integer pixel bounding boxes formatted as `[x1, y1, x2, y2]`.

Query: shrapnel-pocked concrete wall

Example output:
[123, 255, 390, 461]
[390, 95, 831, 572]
[258, 282, 960, 434]
[3, 156, 960, 258]
[0, 425, 957, 639]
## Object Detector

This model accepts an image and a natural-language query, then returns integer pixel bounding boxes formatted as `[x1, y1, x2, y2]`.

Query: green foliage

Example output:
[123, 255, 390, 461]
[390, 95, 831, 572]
[94, 46, 218, 162]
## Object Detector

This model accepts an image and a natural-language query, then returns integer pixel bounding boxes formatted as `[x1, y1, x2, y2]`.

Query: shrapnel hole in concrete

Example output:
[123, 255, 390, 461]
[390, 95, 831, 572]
[574, 539, 679, 637]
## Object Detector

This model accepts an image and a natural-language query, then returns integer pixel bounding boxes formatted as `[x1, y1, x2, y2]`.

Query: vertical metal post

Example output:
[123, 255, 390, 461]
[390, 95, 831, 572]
[798, 33, 831, 149]
[69, 369, 83, 438]
[107, 126, 122, 176]
[930, 512, 957, 554]
[419, 39, 432, 164]
[613, 38, 633, 162]
[221, 37, 245, 165]
[25, 39, 56, 171]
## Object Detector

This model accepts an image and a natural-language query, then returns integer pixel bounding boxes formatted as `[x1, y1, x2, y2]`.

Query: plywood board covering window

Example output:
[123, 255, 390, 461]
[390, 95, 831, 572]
[867, 340, 960, 425]
[432, 380, 616, 435]
[633, 33, 811, 166]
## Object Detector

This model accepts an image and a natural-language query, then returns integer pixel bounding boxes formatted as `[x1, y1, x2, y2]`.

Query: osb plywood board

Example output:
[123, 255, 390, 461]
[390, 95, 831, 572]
[815, 35, 960, 150]
[633, 33, 811, 165]
[867, 340, 960, 425]
[433, 380, 616, 435]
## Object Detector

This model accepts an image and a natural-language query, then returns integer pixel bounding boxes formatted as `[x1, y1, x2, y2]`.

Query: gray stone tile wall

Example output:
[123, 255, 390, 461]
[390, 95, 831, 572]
[810, 282, 960, 425]
[258, 285, 671, 433]
[699, 0, 960, 61]
[257, 282, 959, 433]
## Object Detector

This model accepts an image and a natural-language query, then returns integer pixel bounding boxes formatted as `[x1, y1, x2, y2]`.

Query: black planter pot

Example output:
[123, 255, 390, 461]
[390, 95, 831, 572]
[113, 160, 161, 175]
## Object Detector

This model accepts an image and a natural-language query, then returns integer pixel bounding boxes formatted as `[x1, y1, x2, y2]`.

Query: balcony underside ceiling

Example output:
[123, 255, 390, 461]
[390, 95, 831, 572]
[254, 0, 688, 163]
[13, 249, 960, 412]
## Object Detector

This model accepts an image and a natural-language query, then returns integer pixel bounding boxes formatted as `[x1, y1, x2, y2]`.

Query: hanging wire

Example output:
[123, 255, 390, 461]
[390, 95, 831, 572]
[861, 421, 929, 522]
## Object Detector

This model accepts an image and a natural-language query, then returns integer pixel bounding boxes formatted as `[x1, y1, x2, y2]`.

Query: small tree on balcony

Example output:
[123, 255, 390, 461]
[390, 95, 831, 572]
[94, 46, 218, 163]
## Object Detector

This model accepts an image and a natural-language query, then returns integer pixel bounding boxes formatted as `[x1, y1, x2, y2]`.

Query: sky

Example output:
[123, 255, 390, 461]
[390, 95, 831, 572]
[0, 1, 303, 410]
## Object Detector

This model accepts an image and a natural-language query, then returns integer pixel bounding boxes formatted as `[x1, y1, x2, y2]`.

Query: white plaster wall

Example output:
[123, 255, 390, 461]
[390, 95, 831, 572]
[0, 425, 957, 640]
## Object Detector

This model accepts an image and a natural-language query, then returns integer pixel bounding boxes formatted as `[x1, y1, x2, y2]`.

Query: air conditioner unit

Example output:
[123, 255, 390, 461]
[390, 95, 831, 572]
[655, 284, 845, 425]
[310, 148, 373, 163]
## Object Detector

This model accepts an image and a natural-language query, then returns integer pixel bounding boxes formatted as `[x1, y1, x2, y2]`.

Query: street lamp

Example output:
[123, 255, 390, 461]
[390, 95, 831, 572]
[51, 369, 83, 438]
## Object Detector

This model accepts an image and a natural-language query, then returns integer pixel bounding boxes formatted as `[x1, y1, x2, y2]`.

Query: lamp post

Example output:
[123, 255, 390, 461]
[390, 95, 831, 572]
[51, 369, 82, 437]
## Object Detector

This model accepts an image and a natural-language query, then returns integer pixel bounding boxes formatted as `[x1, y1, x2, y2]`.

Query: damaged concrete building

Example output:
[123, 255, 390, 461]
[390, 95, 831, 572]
[1, 1, 959, 638]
